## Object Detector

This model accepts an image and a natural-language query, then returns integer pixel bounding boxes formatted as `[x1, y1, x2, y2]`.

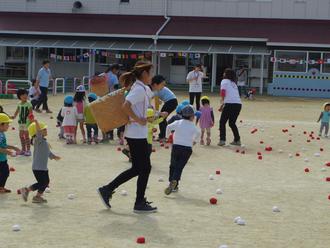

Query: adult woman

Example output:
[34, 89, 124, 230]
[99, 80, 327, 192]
[98, 61, 157, 213]
[218, 68, 242, 147]
[186, 64, 204, 110]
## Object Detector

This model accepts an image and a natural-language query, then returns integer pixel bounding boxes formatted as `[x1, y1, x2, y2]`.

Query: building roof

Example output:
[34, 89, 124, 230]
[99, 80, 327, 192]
[0, 12, 165, 38]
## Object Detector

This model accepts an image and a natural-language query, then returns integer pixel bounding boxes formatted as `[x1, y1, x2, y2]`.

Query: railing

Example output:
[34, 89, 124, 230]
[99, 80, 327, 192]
[54, 78, 65, 95]
[73, 77, 81, 90]
[82, 76, 90, 91]
[5, 79, 32, 94]
[0, 80, 2, 94]
[48, 79, 55, 95]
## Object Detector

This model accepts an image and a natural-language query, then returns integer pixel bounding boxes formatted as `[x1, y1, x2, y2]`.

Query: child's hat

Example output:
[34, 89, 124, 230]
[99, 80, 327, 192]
[64, 95, 74, 105]
[76, 85, 86, 92]
[0, 113, 12, 124]
[147, 108, 155, 118]
[181, 100, 190, 106]
[323, 102, 330, 109]
[201, 96, 210, 102]
[176, 104, 184, 114]
[88, 93, 97, 100]
[181, 105, 195, 118]
[28, 122, 47, 138]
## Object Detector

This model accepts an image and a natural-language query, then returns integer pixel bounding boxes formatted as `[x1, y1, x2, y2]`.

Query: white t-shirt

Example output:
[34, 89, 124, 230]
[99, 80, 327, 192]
[220, 79, 242, 104]
[61, 106, 78, 127]
[186, 70, 204, 93]
[124, 80, 149, 139]
[166, 119, 201, 147]
[28, 86, 40, 101]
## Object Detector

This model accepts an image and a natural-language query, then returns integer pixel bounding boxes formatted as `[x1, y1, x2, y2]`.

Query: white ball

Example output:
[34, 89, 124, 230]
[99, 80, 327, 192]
[45, 187, 51, 193]
[12, 224, 21, 232]
[67, 194, 75, 200]
[120, 190, 128, 196]
[304, 158, 309, 162]
[216, 188, 223, 195]
[219, 245, 228, 248]
[272, 206, 280, 212]
[314, 153, 321, 157]
[209, 175, 214, 180]
[321, 167, 326, 172]
[241, 144, 246, 148]
[158, 177, 164, 182]
[288, 154, 293, 158]
[260, 128, 265, 132]
[278, 149, 283, 153]
[234, 216, 241, 223]
[237, 218, 246, 225]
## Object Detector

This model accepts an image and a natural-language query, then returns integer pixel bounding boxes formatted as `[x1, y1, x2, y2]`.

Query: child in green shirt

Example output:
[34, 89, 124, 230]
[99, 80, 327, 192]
[84, 93, 99, 144]
[11, 89, 33, 156]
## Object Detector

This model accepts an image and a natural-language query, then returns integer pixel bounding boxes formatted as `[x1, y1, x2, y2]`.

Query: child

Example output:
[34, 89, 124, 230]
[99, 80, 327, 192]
[56, 108, 64, 139]
[11, 89, 33, 156]
[84, 93, 99, 144]
[20, 119, 60, 203]
[150, 75, 178, 142]
[317, 102, 330, 137]
[0, 114, 21, 193]
[61, 95, 78, 144]
[197, 96, 214, 145]
[164, 105, 201, 195]
[28, 79, 41, 110]
[74, 85, 87, 143]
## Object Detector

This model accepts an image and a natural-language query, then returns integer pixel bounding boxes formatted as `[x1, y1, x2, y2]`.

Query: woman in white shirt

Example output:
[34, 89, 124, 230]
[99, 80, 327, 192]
[186, 64, 204, 110]
[218, 68, 242, 147]
[98, 61, 157, 213]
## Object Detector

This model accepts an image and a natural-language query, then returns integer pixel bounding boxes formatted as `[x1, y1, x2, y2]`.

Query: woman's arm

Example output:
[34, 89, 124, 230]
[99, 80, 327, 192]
[122, 100, 146, 126]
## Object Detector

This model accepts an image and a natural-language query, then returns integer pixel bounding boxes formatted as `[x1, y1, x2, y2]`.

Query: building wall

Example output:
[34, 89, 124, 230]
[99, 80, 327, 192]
[1, 0, 330, 20]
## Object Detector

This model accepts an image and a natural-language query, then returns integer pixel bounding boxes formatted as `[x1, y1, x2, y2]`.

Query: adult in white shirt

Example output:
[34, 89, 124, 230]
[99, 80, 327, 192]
[186, 64, 204, 110]
[236, 66, 248, 97]
[29, 80, 41, 110]
[218, 68, 242, 147]
[98, 61, 157, 213]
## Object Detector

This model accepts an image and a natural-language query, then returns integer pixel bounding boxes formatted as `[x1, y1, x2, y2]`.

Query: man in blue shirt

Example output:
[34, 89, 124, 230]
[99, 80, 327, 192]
[106, 64, 120, 92]
[35, 60, 52, 113]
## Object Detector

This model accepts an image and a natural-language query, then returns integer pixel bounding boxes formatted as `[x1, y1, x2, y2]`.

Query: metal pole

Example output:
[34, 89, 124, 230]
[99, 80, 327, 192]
[32, 47, 36, 79]
[260, 55, 265, 95]
[28, 47, 32, 80]
[211, 54, 217, 93]
[152, 51, 158, 74]
[88, 51, 92, 78]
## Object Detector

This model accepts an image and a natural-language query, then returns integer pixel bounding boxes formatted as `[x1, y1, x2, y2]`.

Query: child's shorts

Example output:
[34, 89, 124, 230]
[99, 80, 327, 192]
[63, 126, 76, 136]
[19, 124, 28, 131]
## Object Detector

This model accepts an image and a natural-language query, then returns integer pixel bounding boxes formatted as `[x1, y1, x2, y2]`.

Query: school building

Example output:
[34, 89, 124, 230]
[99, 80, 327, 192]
[0, 0, 330, 98]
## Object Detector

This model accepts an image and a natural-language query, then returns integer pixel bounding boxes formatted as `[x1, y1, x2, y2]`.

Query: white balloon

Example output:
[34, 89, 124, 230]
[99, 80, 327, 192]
[67, 194, 75, 200]
[120, 190, 128, 196]
[314, 153, 321, 157]
[216, 188, 223, 194]
[12, 224, 21, 232]
[272, 206, 280, 212]
[237, 219, 246, 225]
[209, 175, 214, 180]
[158, 177, 164, 182]
[321, 167, 326, 172]
[234, 216, 241, 223]
[289, 154, 293, 158]
[278, 149, 283, 153]
[304, 158, 309, 162]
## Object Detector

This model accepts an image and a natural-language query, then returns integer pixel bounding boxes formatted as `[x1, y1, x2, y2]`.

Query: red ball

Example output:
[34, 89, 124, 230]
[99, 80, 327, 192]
[136, 237, 145, 244]
[260, 141, 264, 144]
[288, 139, 292, 143]
[236, 149, 240, 153]
[165, 145, 169, 149]
[216, 170, 221, 175]
[304, 168, 310, 173]
[291, 125, 295, 128]
[311, 137, 315, 140]
[311, 131, 314, 134]
[50, 116, 54, 119]
[257, 152, 262, 156]
[328, 195, 330, 200]
[303, 131, 307, 134]
[320, 148, 324, 152]
[325, 162, 330, 167]
[160, 143, 165, 147]
[241, 151, 245, 154]
[240, 120, 243, 123]
[11, 127, 15, 130]
[307, 140, 311, 143]
[9, 167, 15, 172]
[17, 189, 21, 194]
[209, 197, 217, 205]
[296, 153, 300, 157]
[258, 155, 263, 160]
[317, 137, 320, 140]
[326, 177, 330, 182]
[265, 147, 272, 152]
[117, 147, 122, 152]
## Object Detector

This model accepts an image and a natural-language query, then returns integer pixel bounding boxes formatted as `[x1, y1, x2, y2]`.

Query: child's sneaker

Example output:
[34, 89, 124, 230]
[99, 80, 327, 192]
[217, 140, 226, 146]
[24, 151, 31, 156]
[133, 198, 157, 213]
[32, 196, 47, 203]
[164, 180, 178, 195]
[20, 187, 29, 202]
[97, 187, 115, 209]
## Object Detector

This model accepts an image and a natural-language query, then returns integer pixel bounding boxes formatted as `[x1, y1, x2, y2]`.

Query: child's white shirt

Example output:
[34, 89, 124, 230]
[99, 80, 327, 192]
[166, 119, 201, 147]
[28, 86, 40, 101]
[61, 106, 78, 126]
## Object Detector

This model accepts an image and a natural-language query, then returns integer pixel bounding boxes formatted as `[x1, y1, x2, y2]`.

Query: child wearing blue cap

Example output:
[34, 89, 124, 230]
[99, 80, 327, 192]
[61, 95, 78, 144]
[84, 93, 99, 144]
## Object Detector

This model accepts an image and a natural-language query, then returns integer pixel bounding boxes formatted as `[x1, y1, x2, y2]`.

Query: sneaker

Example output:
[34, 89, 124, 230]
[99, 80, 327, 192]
[0, 187, 11, 193]
[164, 180, 178, 195]
[97, 187, 114, 209]
[24, 151, 31, 156]
[230, 140, 241, 146]
[172, 186, 179, 193]
[46, 110, 53, 114]
[32, 196, 47, 203]
[134, 198, 157, 213]
[20, 187, 29, 202]
[217, 140, 226, 146]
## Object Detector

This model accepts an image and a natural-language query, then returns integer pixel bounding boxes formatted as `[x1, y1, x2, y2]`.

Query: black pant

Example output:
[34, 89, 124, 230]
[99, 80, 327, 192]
[36, 86, 49, 111]
[148, 144, 152, 158]
[189, 92, 201, 110]
[169, 145, 192, 182]
[30, 170, 50, 194]
[86, 124, 99, 140]
[219, 103, 242, 142]
[104, 138, 151, 204]
[31, 99, 40, 110]
[0, 161, 9, 187]
[159, 98, 178, 139]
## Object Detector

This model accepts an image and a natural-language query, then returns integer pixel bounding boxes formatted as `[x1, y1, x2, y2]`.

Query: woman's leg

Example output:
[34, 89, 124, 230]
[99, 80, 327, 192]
[189, 92, 195, 106]
[228, 104, 242, 142]
[0, 161, 10, 188]
[219, 105, 230, 142]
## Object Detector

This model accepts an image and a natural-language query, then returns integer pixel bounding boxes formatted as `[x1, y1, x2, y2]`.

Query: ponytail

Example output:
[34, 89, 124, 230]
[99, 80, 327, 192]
[119, 61, 153, 88]
[119, 72, 136, 88]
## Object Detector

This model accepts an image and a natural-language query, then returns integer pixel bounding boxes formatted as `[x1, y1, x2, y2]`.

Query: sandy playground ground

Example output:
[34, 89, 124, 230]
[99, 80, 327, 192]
[0, 93, 329, 248]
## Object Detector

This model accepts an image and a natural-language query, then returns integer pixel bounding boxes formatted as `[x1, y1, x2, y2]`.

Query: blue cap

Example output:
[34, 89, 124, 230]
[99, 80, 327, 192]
[88, 93, 97, 100]
[181, 105, 195, 118]
[176, 104, 184, 114]
[64, 95, 74, 105]
[195, 111, 201, 119]
[181, 100, 190, 106]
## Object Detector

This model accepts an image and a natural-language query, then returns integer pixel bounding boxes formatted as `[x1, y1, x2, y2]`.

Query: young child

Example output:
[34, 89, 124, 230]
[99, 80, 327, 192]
[20, 119, 60, 203]
[317, 102, 330, 137]
[74, 85, 86, 143]
[197, 96, 214, 145]
[11, 89, 33, 156]
[164, 105, 201, 195]
[84, 93, 99, 144]
[0, 114, 21, 193]
[56, 108, 64, 139]
[61, 95, 78, 144]
[28, 79, 41, 110]
[150, 75, 178, 142]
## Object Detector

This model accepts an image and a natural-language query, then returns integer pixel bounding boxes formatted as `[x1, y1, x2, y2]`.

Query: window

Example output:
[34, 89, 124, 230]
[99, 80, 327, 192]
[171, 57, 186, 66]
[308, 52, 321, 72]
[234, 55, 249, 68]
[275, 51, 307, 72]
[322, 53, 330, 73]
[6, 47, 26, 60]
[252, 55, 268, 69]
